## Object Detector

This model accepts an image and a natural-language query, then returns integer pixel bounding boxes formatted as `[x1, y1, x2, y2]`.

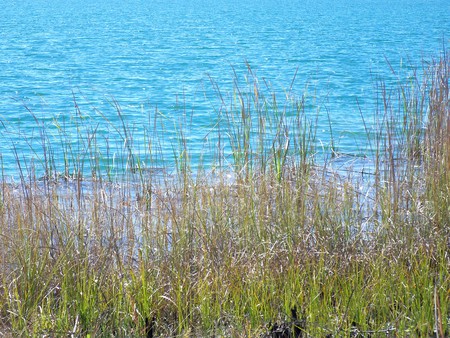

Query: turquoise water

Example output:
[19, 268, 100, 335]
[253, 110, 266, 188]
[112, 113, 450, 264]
[1, 0, 449, 179]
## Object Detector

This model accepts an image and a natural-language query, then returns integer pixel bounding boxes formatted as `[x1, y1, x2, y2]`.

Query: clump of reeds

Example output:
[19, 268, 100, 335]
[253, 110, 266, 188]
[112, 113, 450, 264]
[0, 51, 448, 337]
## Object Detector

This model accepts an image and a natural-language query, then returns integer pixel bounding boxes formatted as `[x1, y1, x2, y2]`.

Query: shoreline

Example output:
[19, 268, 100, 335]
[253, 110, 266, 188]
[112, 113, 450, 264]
[0, 53, 448, 337]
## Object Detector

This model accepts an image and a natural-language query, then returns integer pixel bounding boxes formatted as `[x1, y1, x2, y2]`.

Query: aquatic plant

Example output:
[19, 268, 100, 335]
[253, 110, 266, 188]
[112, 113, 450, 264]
[0, 51, 448, 337]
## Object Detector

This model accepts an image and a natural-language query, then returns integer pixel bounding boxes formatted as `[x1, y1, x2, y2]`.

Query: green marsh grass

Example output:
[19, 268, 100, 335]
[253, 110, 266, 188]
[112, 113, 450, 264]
[0, 52, 449, 337]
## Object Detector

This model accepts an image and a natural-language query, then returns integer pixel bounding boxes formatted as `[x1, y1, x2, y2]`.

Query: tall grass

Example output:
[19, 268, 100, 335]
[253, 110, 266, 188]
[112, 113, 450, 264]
[0, 52, 448, 337]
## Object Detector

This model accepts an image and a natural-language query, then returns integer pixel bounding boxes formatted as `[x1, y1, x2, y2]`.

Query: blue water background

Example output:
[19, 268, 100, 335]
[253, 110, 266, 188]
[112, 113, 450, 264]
[1, 0, 449, 179]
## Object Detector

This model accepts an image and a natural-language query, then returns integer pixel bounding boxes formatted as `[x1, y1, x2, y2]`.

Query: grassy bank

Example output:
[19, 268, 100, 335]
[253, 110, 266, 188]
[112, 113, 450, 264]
[0, 53, 448, 337]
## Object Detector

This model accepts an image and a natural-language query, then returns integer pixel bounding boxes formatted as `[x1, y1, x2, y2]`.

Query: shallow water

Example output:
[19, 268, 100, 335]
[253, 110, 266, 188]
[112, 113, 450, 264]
[1, 0, 449, 179]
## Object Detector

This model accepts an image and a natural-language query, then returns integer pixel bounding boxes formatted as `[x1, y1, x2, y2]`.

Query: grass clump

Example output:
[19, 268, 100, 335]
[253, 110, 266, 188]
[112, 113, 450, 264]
[0, 52, 449, 337]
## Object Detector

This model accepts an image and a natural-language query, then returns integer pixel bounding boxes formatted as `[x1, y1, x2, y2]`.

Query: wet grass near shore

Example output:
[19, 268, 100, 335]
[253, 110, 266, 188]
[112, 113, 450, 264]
[0, 53, 449, 337]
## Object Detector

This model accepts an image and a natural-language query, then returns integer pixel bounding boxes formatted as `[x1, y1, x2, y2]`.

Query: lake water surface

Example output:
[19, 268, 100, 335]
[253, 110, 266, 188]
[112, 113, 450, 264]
[1, 0, 449, 179]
